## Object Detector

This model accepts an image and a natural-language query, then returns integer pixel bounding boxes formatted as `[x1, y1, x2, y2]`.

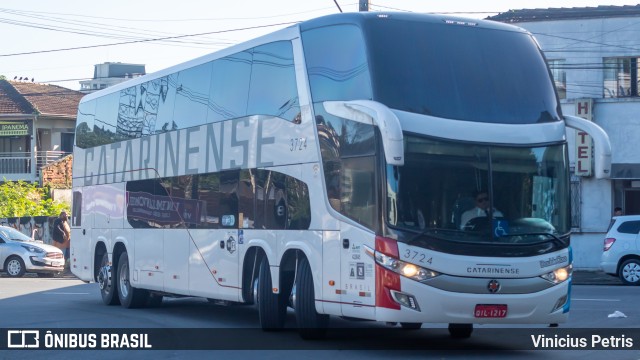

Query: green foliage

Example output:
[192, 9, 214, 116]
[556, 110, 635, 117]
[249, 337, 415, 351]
[0, 75, 6, 80]
[0, 180, 70, 217]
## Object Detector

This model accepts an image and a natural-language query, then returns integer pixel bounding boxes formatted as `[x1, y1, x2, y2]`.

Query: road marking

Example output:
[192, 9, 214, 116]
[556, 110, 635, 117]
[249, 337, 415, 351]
[43, 292, 90, 295]
[572, 298, 620, 302]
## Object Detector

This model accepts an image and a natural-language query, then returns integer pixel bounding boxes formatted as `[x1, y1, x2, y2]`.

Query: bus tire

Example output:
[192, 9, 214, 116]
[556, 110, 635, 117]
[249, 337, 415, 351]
[98, 252, 119, 306]
[295, 257, 329, 339]
[448, 323, 473, 338]
[257, 257, 286, 330]
[117, 252, 149, 308]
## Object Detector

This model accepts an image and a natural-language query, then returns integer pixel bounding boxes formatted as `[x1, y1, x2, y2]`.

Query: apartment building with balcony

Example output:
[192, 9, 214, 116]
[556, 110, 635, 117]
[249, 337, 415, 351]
[0, 79, 82, 184]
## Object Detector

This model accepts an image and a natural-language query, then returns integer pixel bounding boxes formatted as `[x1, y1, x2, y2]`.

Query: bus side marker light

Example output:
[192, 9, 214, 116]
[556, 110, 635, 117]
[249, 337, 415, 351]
[329, 280, 335, 286]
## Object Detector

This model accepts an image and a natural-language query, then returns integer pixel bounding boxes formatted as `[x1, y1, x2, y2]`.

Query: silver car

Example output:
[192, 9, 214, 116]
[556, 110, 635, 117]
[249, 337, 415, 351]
[0, 225, 65, 278]
[601, 215, 640, 285]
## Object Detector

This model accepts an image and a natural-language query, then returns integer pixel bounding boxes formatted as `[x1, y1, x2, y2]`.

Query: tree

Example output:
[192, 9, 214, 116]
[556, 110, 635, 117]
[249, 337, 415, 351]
[0, 180, 69, 217]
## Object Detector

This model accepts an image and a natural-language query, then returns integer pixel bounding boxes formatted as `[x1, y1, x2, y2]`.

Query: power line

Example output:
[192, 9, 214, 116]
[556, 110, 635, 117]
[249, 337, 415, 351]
[0, 6, 342, 22]
[533, 32, 640, 52]
[0, 21, 298, 57]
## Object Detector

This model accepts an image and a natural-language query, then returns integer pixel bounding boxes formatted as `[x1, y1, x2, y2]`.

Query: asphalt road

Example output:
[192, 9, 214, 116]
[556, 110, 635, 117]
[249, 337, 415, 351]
[0, 276, 639, 359]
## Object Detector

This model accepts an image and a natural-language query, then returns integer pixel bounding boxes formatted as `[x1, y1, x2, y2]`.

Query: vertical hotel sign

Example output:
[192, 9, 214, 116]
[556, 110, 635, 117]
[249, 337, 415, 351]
[575, 99, 593, 177]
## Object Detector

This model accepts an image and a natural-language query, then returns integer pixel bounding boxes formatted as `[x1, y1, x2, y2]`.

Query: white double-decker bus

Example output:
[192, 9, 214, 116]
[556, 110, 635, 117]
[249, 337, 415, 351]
[71, 12, 611, 338]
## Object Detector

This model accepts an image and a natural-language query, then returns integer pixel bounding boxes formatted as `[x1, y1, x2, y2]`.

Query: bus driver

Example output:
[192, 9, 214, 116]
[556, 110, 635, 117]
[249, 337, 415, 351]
[460, 191, 503, 230]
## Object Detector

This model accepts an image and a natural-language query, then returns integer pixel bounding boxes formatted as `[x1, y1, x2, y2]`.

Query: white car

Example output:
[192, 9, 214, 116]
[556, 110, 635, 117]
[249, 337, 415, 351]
[601, 215, 640, 285]
[0, 225, 65, 278]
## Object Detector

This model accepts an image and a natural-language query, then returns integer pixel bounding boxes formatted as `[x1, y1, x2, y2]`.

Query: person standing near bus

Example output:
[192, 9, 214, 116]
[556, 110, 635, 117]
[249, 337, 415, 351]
[52, 211, 71, 262]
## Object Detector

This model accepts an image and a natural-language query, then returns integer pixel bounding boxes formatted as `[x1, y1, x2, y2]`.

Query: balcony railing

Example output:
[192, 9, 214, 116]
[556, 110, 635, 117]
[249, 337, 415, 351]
[36, 151, 70, 173]
[0, 151, 70, 183]
[0, 152, 31, 174]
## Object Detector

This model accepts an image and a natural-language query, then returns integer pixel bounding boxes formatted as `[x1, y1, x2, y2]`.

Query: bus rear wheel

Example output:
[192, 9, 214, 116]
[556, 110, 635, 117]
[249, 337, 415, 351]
[295, 257, 329, 339]
[117, 252, 149, 308]
[98, 252, 119, 305]
[257, 257, 286, 330]
[448, 323, 473, 338]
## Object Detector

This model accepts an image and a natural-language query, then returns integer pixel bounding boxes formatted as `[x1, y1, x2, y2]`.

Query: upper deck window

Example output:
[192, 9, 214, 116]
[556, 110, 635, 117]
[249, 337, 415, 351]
[301, 24, 372, 103]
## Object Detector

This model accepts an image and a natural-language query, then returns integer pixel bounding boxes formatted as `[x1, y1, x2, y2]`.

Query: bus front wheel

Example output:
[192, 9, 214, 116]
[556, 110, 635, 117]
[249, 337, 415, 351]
[295, 257, 329, 339]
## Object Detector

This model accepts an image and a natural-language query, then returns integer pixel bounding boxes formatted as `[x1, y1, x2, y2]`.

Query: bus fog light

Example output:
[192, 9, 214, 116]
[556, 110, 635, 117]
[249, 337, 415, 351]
[552, 294, 568, 312]
[390, 290, 421, 311]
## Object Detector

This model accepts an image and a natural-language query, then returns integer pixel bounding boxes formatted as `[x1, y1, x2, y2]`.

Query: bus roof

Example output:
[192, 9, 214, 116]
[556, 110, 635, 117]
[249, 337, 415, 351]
[298, 11, 527, 34]
[79, 12, 527, 104]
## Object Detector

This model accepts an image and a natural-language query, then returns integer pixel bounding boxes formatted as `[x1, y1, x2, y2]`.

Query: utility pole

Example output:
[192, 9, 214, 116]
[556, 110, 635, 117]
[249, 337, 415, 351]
[359, 0, 368, 12]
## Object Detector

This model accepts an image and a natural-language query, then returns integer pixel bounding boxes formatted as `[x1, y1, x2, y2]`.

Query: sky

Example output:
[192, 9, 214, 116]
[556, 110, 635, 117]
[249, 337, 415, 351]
[1, 0, 640, 91]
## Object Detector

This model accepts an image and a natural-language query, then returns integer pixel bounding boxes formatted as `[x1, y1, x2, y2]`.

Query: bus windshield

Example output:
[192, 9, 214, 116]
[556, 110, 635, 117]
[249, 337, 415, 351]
[365, 18, 561, 124]
[386, 136, 570, 244]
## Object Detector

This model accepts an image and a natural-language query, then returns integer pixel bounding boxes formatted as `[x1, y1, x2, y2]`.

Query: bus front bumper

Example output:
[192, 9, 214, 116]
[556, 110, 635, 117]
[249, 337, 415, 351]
[375, 277, 570, 325]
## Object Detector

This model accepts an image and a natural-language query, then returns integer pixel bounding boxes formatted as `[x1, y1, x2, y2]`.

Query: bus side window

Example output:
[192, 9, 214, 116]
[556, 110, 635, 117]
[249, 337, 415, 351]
[340, 156, 377, 229]
[265, 172, 286, 230]
[286, 176, 311, 230]
[247, 41, 299, 122]
[219, 170, 239, 228]
[72, 191, 82, 227]
[198, 171, 239, 229]
[239, 169, 255, 229]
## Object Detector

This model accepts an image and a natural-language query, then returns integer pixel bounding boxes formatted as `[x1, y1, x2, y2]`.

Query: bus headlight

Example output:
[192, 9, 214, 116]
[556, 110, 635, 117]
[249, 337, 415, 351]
[540, 264, 573, 284]
[367, 247, 439, 282]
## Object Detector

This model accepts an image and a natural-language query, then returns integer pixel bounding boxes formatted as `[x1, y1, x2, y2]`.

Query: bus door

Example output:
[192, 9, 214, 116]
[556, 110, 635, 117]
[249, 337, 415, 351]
[187, 228, 239, 301]
[209, 228, 240, 301]
[70, 186, 92, 281]
[340, 223, 376, 319]
[164, 229, 190, 294]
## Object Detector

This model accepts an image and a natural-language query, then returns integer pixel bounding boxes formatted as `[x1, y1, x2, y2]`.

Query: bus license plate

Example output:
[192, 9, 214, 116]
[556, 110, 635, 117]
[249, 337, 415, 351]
[474, 304, 507, 318]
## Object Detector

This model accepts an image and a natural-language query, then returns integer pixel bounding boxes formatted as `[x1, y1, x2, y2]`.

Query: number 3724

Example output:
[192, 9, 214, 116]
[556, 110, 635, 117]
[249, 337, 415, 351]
[403, 249, 433, 265]
[290, 137, 307, 151]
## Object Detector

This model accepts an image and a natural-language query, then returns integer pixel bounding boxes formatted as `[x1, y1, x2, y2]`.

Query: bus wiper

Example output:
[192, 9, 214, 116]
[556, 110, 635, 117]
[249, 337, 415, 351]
[499, 232, 568, 246]
[407, 227, 467, 243]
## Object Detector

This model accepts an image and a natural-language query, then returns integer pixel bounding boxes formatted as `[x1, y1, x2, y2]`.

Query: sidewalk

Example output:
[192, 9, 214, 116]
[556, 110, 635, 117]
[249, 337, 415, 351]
[572, 270, 622, 286]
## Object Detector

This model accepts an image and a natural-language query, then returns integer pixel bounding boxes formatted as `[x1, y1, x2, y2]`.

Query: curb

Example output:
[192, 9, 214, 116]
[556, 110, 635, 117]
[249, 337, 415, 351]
[572, 270, 622, 286]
